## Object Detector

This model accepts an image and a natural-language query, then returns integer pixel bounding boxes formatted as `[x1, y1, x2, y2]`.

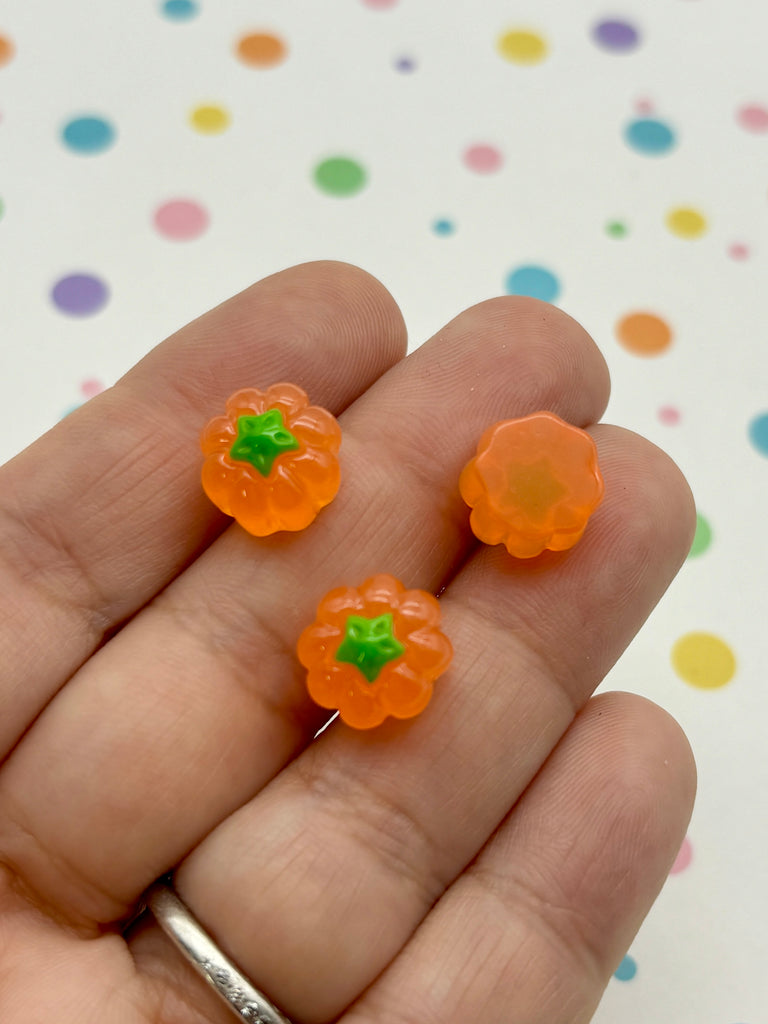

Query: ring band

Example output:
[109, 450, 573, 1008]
[146, 879, 294, 1024]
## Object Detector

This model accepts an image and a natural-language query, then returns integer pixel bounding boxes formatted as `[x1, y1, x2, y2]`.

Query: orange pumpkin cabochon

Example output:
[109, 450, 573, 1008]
[298, 574, 453, 729]
[200, 383, 341, 536]
[459, 411, 604, 558]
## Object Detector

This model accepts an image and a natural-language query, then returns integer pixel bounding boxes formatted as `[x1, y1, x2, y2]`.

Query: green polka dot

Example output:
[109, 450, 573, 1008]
[313, 156, 367, 197]
[606, 220, 628, 238]
[688, 513, 712, 558]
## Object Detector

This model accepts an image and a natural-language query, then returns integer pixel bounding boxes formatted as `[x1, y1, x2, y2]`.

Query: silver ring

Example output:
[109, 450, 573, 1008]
[146, 879, 294, 1024]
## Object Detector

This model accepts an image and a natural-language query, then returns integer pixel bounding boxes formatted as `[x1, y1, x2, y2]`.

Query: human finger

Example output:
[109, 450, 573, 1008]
[0, 261, 407, 757]
[342, 692, 696, 1024]
[0, 297, 610, 925]
[164, 428, 694, 1023]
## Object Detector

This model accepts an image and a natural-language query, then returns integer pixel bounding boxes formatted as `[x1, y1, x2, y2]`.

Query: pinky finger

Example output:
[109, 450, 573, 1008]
[342, 691, 696, 1024]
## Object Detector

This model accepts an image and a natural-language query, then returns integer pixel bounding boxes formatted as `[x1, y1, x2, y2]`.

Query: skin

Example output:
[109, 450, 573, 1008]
[0, 261, 696, 1024]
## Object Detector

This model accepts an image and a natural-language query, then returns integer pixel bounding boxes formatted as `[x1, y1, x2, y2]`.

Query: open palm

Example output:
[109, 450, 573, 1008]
[0, 262, 695, 1024]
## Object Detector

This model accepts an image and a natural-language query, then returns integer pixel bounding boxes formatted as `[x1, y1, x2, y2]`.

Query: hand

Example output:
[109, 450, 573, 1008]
[0, 261, 695, 1023]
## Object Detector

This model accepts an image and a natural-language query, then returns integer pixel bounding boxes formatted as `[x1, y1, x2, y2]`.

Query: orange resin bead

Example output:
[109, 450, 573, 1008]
[201, 384, 341, 536]
[297, 574, 453, 730]
[459, 411, 604, 558]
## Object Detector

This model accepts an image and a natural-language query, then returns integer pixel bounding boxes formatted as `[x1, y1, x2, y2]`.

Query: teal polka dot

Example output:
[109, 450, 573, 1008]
[748, 411, 768, 456]
[161, 0, 199, 19]
[433, 218, 455, 236]
[614, 954, 637, 981]
[61, 116, 116, 154]
[625, 118, 676, 155]
[505, 265, 561, 303]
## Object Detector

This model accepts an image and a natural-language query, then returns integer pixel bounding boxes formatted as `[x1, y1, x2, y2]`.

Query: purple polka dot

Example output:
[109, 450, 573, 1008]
[593, 19, 640, 52]
[51, 273, 109, 316]
[394, 55, 416, 72]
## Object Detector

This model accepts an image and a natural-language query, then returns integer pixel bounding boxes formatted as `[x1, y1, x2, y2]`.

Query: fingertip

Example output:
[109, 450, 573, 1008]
[455, 295, 612, 423]
[130, 260, 408, 411]
[592, 425, 697, 581]
[284, 260, 409, 367]
[377, 295, 612, 446]
[580, 691, 697, 823]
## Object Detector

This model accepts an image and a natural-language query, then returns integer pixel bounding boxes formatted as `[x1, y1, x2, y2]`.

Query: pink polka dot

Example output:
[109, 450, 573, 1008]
[463, 143, 503, 174]
[658, 405, 681, 425]
[635, 97, 655, 115]
[669, 835, 693, 874]
[80, 378, 104, 398]
[153, 199, 209, 241]
[728, 242, 750, 260]
[361, 0, 398, 8]
[736, 104, 768, 133]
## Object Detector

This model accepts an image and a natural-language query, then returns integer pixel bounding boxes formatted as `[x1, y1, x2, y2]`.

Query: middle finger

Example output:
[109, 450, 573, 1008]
[0, 297, 609, 926]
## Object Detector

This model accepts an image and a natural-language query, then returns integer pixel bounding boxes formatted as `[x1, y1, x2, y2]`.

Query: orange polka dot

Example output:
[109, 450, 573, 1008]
[0, 33, 15, 67]
[236, 32, 287, 67]
[615, 312, 673, 356]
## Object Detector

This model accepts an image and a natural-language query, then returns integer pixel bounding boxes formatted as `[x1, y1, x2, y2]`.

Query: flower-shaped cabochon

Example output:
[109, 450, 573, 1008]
[201, 383, 341, 536]
[459, 411, 604, 558]
[298, 574, 453, 729]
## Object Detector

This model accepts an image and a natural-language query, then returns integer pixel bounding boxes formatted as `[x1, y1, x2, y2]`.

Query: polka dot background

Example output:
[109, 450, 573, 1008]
[1, 3, 767, 1021]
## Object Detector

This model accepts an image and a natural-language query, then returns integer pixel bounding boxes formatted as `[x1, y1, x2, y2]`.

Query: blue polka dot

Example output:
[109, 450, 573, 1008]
[614, 954, 637, 981]
[625, 118, 676, 155]
[61, 116, 116, 154]
[433, 218, 455, 236]
[748, 412, 768, 456]
[505, 265, 561, 303]
[161, 0, 199, 19]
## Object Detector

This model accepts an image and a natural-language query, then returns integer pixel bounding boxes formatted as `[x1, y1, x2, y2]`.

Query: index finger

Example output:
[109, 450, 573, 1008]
[0, 261, 407, 757]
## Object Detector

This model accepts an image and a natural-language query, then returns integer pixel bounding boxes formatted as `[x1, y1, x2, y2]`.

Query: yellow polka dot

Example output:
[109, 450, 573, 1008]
[189, 104, 231, 134]
[497, 29, 548, 65]
[672, 632, 736, 690]
[666, 207, 708, 239]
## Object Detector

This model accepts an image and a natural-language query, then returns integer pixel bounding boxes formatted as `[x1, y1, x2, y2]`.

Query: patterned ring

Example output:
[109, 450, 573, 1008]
[145, 879, 294, 1024]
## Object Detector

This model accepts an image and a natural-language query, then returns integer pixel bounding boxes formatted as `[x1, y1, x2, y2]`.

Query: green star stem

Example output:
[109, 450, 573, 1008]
[230, 408, 299, 476]
[336, 613, 405, 683]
